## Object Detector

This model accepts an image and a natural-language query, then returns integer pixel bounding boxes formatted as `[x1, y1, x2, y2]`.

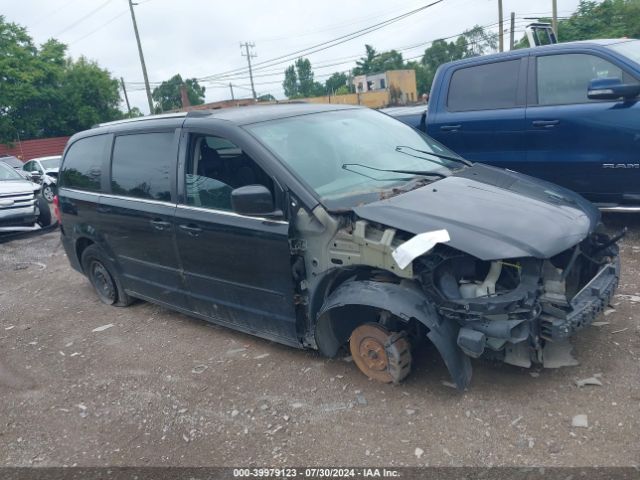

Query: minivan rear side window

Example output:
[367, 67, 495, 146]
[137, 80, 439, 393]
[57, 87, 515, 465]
[111, 132, 175, 201]
[59, 134, 109, 192]
[447, 60, 520, 111]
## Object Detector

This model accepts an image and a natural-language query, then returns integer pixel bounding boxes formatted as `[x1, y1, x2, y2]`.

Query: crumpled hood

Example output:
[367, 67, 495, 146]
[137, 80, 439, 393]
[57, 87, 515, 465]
[354, 164, 600, 260]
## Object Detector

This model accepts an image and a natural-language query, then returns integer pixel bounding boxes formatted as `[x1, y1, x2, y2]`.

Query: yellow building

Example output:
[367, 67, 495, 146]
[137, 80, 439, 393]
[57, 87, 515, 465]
[301, 69, 418, 108]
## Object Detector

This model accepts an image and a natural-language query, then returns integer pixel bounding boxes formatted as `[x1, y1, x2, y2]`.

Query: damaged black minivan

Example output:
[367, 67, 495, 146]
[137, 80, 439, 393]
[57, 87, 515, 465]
[57, 104, 621, 389]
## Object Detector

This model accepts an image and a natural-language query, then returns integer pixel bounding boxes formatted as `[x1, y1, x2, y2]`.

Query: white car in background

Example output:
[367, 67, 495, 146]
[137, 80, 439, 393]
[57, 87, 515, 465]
[23, 155, 61, 202]
[0, 162, 51, 233]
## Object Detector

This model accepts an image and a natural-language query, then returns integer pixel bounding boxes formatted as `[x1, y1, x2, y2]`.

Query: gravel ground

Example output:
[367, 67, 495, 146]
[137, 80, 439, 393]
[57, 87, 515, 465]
[0, 214, 638, 468]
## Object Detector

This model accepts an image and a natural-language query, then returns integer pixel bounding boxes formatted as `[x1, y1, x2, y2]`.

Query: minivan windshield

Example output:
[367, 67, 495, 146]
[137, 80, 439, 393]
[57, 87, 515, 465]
[607, 39, 640, 65]
[246, 108, 465, 209]
[0, 162, 24, 181]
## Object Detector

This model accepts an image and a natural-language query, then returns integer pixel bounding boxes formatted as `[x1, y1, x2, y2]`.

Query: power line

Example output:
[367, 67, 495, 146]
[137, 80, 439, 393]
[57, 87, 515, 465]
[197, 0, 446, 82]
[69, 10, 129, 45]
[32, 0, 81, 28]
[125, 18, 533, 89]
[53, 0, 113, 37]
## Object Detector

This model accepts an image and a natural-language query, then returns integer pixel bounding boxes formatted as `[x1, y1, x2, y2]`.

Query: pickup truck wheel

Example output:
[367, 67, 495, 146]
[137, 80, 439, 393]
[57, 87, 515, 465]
[349, 323, 412, 383]
[81, 245, 133, 307]
[36, 196, 52, 227]
[42, 184, 55, 203]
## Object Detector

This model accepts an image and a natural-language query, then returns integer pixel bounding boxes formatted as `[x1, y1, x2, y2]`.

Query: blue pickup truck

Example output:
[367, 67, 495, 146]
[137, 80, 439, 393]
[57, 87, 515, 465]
[387, 39, 640, 212]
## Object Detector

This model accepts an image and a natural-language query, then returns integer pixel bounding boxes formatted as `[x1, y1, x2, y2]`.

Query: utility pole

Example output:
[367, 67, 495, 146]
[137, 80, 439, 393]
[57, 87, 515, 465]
[120, 77, 132, 115]
[229, 82, 235, 101]
[509, 12, 516, 50]
[128, 0, 153, 114]
[498, 0, 504, 52]
[240, 42, 257, 101]
[552, 0, 558, 37]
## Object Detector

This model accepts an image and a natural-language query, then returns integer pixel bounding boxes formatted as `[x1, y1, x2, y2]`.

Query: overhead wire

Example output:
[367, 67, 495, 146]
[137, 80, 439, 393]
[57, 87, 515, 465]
[53, 0, 114, 37]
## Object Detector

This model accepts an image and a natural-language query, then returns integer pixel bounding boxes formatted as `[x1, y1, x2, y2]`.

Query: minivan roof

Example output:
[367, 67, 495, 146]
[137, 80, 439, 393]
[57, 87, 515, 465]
[95, 103, 361, 130]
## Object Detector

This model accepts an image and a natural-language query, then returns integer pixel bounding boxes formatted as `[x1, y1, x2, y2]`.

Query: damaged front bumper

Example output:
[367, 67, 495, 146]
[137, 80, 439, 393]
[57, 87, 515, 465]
[539, 257, 620, 341]
[420, 230, 622, 370]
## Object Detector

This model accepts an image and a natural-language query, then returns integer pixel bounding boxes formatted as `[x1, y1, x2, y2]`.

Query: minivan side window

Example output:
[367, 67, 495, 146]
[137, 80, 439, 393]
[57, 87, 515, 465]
[111, 132, 175, 201]
[447, 60, 520, 111]
[536, 53, 638, 105]
[184, 135, 273, 211]
[59, 134, 109, 192]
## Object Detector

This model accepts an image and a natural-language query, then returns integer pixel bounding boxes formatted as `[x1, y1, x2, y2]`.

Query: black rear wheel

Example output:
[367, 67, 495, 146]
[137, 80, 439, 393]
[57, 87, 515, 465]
[36, 196, 52, 227]
[81, 244, 133, 307]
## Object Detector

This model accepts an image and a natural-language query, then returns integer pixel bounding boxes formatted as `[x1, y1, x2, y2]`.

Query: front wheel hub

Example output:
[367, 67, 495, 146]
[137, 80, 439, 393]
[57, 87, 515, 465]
[349, 323, 411, 383]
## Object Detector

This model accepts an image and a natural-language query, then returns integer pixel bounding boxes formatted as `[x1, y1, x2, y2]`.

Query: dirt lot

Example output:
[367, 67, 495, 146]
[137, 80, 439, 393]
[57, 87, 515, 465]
[0, 214, 638, 468]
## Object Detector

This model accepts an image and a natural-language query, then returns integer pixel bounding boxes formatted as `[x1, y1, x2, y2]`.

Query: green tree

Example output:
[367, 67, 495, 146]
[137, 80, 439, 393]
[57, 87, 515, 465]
[60, 57, 122, 132]
[124, 107, 144, 118]
[325, 72, 348, 93]
[461, 25, 498, 57]
[405, 61, 431, 96]
[353, 44, 378, 75]
[257, 93, 276, 102]
[282, 65, 298, 98]
[371, 49, 404, 72]
[282, 58, 324, 98]
[0, 16, 122, 142]
[152, 74, 205, 112]
[353, 45, 405, 75]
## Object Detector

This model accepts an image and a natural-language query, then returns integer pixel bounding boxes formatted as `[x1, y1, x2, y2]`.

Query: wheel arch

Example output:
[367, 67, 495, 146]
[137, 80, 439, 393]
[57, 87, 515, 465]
[315, 278, 473, 390]
[75, 237, 95, 273]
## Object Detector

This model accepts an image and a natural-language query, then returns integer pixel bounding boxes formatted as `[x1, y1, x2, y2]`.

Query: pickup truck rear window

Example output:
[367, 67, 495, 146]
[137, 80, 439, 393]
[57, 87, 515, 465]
[447, 60, 520, 112]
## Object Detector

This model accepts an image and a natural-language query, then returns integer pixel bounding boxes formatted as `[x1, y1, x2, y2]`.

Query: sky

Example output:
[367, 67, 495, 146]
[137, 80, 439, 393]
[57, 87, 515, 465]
[4, 0, 582, 114]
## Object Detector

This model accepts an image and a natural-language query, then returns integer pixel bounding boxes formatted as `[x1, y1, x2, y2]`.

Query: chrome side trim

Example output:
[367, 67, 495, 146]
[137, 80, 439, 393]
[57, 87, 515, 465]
[58, 187, 100, 197]
[100, 192, 176, 208]
[176, 204, 289, 225]
[59, 188, 176, 208]
[59, 188, 289, 224]
[599, 206, 640, 213]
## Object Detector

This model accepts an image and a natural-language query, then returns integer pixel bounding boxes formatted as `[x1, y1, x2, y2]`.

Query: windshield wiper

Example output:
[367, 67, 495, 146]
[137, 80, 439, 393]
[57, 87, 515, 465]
[395, 145, 472, 167]
[342, 163, 449, 180]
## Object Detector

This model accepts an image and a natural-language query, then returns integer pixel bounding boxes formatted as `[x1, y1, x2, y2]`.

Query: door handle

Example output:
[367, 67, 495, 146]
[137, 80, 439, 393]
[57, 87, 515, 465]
[150, 219, 171, 231]
[440, 124, 461, 132]
[532, 120, 559, 128]
[179, 223, 202, 236]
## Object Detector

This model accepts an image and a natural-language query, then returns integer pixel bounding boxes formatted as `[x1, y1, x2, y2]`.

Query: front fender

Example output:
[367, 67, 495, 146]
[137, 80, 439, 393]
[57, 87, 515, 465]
[316, 280, 472, 390]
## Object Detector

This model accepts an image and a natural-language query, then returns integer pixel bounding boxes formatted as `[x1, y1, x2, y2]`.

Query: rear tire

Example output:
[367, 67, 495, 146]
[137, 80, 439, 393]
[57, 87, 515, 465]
[36, 196, 52, 227]
[81, 245, 133, 307]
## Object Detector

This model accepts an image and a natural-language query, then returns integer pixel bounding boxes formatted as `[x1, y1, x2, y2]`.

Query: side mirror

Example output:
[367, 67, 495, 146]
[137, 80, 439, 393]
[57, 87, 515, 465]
[29, 171, 42, 181]
[231, 185, 280, 217]
[587, 77, 640, 100]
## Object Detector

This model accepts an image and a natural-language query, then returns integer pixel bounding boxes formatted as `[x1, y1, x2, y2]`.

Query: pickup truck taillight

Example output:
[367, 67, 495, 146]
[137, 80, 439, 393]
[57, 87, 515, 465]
[53, 195, 61, 224]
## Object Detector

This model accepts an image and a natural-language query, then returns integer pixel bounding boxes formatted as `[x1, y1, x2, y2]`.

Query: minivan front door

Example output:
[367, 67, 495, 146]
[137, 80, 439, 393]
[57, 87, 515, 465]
[174, 132, 299, 346]
[526, 51, 640, 204]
